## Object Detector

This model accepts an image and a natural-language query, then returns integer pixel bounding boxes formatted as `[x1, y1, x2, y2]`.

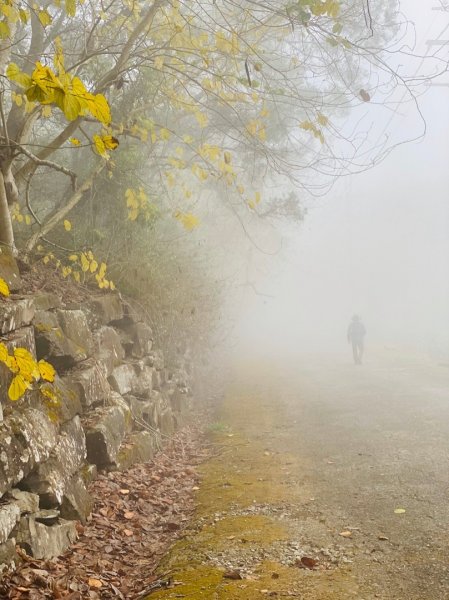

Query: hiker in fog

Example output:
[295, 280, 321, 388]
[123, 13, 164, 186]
[347, 315, 366, 365]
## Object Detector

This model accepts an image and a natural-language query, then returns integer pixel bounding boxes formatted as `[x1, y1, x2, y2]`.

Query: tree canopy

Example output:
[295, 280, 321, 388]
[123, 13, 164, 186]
[0, 1, 413, 256]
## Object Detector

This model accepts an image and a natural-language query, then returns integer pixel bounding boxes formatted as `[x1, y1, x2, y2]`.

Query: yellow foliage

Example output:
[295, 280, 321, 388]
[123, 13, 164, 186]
[154, 55, 164, 70]
[63, 219, 72, 231]
[14, 348, 39, 381]
[40, 248, 115, 291]
[317, 113, 329, 127]
[8, 374, 30, 401]
[11, 91, 23, 107]
[38, 360, 56, 383]
[0, 277, 10, 297]
[80, 252, 90, 272]
[198, 144, 220, 162]
[7, 61, 111, 126]
[125, 187, 157, 222]
[159, 127, 171, 141]
[0, 339, 58, 403]
[175, 211, 200, 231]
[195, 112, 208, 128]
[300, 120, 325, 144]
[192, 163, 208, 181]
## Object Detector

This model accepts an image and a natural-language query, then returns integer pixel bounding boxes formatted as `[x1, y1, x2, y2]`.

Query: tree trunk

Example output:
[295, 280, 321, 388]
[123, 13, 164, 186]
[24, 161, 105, 256]
[0, 170, 16, 253]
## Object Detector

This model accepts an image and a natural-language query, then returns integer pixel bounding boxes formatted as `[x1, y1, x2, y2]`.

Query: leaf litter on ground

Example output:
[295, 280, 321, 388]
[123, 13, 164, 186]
[0, 423, 210, 600]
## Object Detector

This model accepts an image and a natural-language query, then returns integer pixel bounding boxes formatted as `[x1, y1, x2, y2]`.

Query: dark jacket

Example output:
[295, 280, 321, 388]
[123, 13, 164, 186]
[348, 321, 366, 342]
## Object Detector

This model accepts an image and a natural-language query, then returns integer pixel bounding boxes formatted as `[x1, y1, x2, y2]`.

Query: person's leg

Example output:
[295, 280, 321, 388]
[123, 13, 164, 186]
[352, 341, 358, 364]
[358, 340, 364, 364]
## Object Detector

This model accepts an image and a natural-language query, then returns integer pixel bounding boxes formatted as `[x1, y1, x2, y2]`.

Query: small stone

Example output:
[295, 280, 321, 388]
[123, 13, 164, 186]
[7, 490, 39, 515]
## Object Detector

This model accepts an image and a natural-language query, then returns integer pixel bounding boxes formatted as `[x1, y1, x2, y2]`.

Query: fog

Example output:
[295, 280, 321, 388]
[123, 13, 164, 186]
[233, 0, 449, 364]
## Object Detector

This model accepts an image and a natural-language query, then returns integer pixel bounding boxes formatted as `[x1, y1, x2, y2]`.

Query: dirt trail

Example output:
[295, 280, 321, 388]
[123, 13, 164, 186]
[150, 353, 449, 599]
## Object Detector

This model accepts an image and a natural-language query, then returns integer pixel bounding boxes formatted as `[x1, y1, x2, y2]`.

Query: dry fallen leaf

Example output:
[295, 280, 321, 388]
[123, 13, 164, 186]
[394, 508, 406, 514]
[359, 89, 371, 102]
[124, 511, 135, 520]
[88, 578, 103, 589]
[339, 531, 352, 538]
[296, 556, 318, 570]
[223, 570, 243, 580]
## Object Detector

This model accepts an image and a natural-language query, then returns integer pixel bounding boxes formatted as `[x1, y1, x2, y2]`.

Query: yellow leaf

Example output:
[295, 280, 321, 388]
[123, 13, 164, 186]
[38, 9, 52, 27]
[65, 0, 77, 17]
[90, 260, 98, 273]
[394, 508, 406, 514]
[12, 92, 23, 107]
[6, 63, 32, 88]
[175, 211, 200, 231]
[102, 135, 119, 150]
[42, 105, 52, 118]
[195, 112, 208, 128]
[19, 9, 29, 24]
[93, 134, 108, 158]
[88, 94, 111, 125]
[54, 36, 65, 73]
[72, 271, 81, 283]
[98, 262, 107, 279]
[159, 128, 171, 141]
[80, 253, 90, 272]
[63, 220, 72, 231]
[8, 374, 30, 401]
[68, 254, 78, 262]
[0, 277, 10, 297]
[0, 342, 9, 362]
[69, 137, 81, 146]
[110, 281, 116, 291]
[154, 56, 164, 70]
[317, 113, 329, 127]
[14, 348, 39, 380]
[63, 92, 81, 121]
[38, 360, 56, 383]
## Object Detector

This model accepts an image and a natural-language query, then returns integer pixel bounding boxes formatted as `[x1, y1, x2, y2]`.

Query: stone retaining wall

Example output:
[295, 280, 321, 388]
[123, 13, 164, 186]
[0, 282, 193, 574]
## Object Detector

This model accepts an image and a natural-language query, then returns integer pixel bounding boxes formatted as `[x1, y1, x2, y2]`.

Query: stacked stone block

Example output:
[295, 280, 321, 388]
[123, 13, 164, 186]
[0, 281, 193, 574]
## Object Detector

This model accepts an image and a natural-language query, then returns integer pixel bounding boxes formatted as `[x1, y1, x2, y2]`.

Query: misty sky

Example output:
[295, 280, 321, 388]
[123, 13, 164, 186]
[236, 1, 449, 360]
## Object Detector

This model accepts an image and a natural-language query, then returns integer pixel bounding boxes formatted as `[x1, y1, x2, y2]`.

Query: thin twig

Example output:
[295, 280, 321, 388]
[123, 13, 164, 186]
[14, 143, 77, 190]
